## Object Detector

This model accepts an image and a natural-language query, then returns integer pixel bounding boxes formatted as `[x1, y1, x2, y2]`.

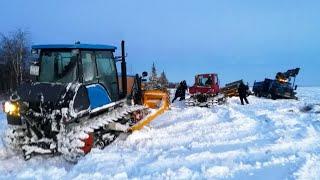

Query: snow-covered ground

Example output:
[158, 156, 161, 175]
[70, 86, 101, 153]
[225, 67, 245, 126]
[1, 87, 320, 179]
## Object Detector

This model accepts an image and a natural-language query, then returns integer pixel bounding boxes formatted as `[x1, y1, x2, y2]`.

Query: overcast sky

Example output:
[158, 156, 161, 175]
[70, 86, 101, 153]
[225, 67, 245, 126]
[1, 0, 319, 86]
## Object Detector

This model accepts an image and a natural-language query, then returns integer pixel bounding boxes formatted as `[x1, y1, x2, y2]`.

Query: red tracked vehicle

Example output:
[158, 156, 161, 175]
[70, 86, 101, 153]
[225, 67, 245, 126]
[185, 73, 226, 107]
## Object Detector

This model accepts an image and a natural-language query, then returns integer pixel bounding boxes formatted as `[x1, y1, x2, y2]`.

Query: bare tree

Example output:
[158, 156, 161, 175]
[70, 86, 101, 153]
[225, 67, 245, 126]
[0, 29, 30, 91]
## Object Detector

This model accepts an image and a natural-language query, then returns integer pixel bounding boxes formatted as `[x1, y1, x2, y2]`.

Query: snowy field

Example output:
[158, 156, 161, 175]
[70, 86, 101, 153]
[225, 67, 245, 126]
[1, 87, 320, 179]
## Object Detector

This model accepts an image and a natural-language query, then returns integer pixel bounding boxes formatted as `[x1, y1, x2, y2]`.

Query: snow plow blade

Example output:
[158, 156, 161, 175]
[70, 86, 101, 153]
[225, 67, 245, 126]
[130, 90, 170, 131]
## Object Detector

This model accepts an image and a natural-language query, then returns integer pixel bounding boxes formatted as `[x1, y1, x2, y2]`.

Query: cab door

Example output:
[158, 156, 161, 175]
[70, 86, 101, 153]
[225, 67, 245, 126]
[95, 51, 119, 101]
[80, 50, 112, 111]
[80, 51, 97, 84]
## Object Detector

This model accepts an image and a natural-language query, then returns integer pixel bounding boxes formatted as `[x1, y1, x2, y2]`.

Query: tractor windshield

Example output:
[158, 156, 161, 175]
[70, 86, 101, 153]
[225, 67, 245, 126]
[197, 75, 213, 86]
[38, 50, 78, 83]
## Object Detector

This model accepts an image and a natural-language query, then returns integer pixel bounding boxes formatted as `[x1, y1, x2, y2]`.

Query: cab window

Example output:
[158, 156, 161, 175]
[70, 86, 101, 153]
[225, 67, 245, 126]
[197, 75, 213, 86]
[96, 51, 119, 101]
[39, 50, 78, 83]
[81, 51, 96, 83]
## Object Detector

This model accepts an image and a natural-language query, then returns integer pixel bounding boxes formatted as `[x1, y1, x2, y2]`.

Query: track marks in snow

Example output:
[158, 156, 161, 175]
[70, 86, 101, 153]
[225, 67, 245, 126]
[1, 88, 320, 179]
[107, 95, 320, 179]
[294, 154, 320, 180]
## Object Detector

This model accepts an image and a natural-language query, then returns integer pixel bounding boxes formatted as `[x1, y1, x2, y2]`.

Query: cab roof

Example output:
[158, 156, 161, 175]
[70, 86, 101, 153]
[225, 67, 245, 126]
[32, 44, 117, 51]
[196, 73, 218, 76]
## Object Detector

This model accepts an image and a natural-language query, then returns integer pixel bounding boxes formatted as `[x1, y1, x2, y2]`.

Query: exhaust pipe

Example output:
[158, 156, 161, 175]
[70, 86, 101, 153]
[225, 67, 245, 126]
[121, 40, 127, 97]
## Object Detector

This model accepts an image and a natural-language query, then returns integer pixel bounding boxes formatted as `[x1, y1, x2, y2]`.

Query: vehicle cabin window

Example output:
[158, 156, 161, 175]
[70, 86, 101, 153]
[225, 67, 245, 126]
[81, 51, 96, 83]
[214, 75, 218, 85]
[96, 51, 119, 101]
[197, 75, 212, 86]
[39, 51, 78, 83]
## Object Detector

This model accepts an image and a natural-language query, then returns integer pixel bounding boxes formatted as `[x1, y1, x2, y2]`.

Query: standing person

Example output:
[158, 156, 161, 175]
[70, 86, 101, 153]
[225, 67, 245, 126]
[205, 77, 213, 86]
[238, 82, 249, 105]
[179, 80, 188, 100]
[172, 80, 188, 103]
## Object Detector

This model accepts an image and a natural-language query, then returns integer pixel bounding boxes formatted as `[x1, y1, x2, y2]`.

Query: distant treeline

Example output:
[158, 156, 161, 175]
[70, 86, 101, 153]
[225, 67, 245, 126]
[0, 29, 31, 94]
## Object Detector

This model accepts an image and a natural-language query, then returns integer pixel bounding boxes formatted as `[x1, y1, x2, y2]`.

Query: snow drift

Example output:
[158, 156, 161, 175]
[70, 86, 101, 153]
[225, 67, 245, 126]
[1, 87, 320, 179]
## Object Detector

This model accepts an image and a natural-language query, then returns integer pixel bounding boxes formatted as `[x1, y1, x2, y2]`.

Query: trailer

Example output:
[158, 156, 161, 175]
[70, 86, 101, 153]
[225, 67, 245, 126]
[220, 80, 252, 97]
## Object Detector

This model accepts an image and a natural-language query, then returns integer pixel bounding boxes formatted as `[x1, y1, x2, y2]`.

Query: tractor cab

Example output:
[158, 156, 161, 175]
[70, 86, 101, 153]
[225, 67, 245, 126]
[30, 43, 120, 101]
[3, 42, 131, 126]
[189, 73, 220, 95]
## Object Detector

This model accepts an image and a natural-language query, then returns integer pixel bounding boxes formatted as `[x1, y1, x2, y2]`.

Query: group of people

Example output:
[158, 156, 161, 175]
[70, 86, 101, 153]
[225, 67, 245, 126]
[172, 80, 249, 105]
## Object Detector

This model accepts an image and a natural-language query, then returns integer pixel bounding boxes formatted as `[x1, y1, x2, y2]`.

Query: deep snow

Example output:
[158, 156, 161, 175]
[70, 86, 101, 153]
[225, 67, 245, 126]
[1, 87, 320, 179]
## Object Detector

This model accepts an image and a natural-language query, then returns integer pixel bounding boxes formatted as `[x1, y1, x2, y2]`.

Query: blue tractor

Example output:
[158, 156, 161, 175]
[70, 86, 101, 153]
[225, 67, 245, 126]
[2, 41, 169, 161]
[252, 68, 300, 100]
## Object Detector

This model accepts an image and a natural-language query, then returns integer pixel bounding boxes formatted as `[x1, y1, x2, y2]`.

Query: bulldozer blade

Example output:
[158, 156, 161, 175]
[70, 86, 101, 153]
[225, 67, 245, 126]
[129, 90, 170, 131]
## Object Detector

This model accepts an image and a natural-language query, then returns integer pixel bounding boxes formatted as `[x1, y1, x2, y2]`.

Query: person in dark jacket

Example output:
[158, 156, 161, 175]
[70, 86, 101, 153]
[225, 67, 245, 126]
[238, 82, 249, 105]
[205, 77, 213, 86]
[172, 80, 188, 103]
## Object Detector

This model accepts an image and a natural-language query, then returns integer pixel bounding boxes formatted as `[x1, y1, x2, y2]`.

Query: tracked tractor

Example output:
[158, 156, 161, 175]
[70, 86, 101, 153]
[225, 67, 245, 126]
[185, 73, 226, 107]
[2, 41, 169, 161]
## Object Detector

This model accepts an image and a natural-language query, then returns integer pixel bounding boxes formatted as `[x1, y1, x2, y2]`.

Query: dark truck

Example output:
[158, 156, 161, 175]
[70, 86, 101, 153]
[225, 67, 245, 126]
[252, 68, 300, 100]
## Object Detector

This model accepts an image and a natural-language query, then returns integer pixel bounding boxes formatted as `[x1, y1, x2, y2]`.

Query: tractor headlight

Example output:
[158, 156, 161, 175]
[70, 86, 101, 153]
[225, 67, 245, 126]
[3, 101, 20, 117]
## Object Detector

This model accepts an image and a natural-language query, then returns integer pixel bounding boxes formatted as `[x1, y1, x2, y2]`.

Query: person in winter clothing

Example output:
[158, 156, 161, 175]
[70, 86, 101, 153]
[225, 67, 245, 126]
[172, 80, 188, 103]
[205, 77, 213, 86]
[238, 82, 249, 105]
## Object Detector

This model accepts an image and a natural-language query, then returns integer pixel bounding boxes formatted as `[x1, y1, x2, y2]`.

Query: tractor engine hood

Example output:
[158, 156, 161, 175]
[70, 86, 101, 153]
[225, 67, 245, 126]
[15, 82, 90, 117]
[17, 82, 68, 107]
